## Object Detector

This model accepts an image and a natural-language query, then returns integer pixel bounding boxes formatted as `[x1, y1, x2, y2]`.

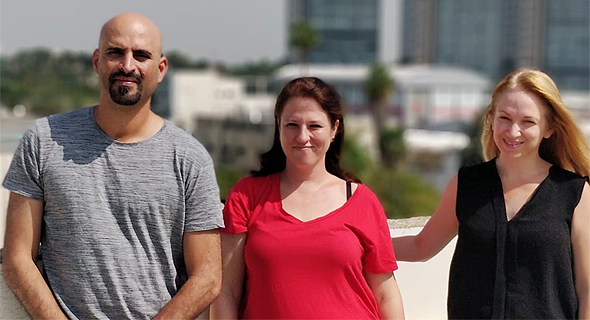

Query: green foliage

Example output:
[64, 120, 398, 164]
[1, 48, 98, 116]
[365, 62, 394, 103]
[365, 62, 399, 168]
[342, 136, 440, 219]
[365, 168, 440, 219]
[166, 50, 201, 69]
[289, 21, 320, 64]
[380, 128, 406, 169]
[461, 109, 486, 167]
[341, 137, 373, 180]
[215, 165, 249, 202]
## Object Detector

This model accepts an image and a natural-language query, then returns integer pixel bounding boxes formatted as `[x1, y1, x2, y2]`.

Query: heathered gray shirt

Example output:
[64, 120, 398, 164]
[3, 106, 224, 319]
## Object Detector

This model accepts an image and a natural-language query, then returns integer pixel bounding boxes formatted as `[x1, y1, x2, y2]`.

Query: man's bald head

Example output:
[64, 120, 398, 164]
[93, 12, 168, 107]
[98, 12, 163, 57]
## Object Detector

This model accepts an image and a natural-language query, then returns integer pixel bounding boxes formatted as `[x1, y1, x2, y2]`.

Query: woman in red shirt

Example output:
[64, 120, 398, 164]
[210, 77, 405, 319]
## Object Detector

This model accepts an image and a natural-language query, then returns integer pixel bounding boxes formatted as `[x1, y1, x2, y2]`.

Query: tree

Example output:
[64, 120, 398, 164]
[380, 127, 407, 169]
[0, 48, 98, 116]
[460, 108, 486, 167]
[366, 168, 440, 219]
[365, 62, 398, 167]
[165, 50, 197, 69]
[341, 136, 373, 181]
[289, 21, 320, 71]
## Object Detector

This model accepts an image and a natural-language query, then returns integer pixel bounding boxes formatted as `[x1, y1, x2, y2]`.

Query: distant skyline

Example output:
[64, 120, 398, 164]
[0, 0, 402, 65]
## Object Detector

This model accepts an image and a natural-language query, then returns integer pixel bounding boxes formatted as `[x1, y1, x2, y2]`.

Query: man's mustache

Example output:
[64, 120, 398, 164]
[109, 70, 142, 85]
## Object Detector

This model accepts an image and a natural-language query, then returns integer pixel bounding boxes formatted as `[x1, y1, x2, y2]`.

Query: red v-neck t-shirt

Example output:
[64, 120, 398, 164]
[222, 174, 398, 319]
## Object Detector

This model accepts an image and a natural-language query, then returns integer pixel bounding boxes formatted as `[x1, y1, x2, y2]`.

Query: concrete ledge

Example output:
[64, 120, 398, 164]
[392, 225, 456, 319]
[0, 218, 455, 319]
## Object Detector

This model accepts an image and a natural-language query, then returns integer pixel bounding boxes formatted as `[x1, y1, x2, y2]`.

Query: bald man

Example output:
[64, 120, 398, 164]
[2, 13, 223, 319]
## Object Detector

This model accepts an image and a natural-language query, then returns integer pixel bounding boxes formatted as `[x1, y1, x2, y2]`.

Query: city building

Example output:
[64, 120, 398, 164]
[402, 0, 590, 90]
[151, 69, 275, 133]
[288, 0, 379, 64]
[270, 63, 492, 130]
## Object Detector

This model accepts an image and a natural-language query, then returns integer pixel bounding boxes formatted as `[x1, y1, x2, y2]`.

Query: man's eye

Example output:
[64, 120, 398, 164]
[134, 52, 151, 60]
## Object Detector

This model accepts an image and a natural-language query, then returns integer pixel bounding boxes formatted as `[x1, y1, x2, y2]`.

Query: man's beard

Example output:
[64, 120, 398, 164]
[108, 70, 143, 105]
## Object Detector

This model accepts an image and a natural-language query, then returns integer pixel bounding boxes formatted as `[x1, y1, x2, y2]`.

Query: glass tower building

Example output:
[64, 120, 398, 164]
[289, 0, 379, 64]
[402, 0, 589, 90]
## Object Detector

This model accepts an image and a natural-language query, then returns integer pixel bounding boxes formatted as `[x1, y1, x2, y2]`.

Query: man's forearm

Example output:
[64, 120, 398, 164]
[153, 274, 222, 320]
[3, 258, 67, 320]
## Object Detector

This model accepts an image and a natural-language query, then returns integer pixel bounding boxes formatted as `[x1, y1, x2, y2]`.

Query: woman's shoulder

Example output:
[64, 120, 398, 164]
[550, 165, 587, 181]
[229, 173, 279, 199]
[350, 183, 380, 205]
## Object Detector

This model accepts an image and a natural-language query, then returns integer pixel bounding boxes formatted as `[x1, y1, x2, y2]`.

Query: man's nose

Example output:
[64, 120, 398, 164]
[120, 52, 137, 73]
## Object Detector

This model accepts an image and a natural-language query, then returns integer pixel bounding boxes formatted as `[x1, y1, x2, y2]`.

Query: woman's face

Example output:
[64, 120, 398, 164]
[278, 97, 338, 171]
[491, 89, 554, 160]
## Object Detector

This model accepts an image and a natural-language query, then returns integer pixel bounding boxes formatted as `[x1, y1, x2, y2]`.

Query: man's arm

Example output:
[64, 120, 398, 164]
[2, 192, 68, 320]
[153, 229, 222, 320]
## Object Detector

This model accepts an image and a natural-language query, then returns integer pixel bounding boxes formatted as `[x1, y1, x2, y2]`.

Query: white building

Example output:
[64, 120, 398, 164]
[270, 63, 492, 129]
[153, 69, 275, 132]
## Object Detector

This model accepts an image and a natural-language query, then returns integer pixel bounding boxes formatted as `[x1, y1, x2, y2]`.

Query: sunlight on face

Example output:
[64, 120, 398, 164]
[279, 97, 338, 170]
[491, 89, 554, 160]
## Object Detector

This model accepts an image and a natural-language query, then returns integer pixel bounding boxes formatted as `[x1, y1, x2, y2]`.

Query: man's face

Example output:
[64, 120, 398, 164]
[93, 18, 167, 106]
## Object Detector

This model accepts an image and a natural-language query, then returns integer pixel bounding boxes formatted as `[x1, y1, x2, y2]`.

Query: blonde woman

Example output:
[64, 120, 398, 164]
[393, 69, 589, 319]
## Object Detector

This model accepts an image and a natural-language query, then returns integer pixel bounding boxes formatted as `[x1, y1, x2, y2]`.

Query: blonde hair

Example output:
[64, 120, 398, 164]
[481, 69, 590, 177]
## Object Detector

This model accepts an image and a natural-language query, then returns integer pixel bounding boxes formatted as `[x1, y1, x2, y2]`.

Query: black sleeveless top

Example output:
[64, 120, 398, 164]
[448, 159, 587, 319]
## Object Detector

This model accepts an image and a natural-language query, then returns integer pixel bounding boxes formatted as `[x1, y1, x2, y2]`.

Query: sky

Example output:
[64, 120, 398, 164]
[0, 0, 402, 65]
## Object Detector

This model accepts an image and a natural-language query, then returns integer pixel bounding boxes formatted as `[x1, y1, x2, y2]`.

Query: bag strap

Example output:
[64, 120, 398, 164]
[346, 181, 352, 200]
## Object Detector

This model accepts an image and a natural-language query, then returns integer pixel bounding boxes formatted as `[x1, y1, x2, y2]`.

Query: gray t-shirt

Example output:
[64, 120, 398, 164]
[3, 106, 224, 319]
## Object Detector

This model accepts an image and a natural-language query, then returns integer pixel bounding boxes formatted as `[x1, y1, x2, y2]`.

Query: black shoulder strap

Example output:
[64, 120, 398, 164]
[346, 181, 352, 200]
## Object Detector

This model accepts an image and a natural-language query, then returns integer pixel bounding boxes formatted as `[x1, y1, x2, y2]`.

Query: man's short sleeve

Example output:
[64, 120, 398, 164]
[3, 124, 44, 200]
[183, 152, 224, 232]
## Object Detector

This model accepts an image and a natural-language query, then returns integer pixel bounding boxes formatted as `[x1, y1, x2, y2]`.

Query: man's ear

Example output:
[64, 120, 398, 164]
[157, 55, 168, 83]
[92, 49, 100, 73]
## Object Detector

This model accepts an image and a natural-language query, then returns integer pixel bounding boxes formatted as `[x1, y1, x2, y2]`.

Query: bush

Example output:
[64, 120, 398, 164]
[364, 167, 440, 219]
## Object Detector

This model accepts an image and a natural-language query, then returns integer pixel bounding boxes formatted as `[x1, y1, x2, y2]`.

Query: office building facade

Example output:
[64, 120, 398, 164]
[288, 0, 379, 64]
[402, 0, 589, 90]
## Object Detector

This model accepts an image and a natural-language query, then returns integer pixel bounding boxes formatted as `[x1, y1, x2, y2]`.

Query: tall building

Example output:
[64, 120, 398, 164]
[288, 0, 379, 64]
[402, 0, 590, 90]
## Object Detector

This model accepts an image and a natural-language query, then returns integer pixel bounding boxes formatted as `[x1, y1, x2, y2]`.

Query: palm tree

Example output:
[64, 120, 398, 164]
[289, 21, 319, 74]
[365, 62, 401, 168]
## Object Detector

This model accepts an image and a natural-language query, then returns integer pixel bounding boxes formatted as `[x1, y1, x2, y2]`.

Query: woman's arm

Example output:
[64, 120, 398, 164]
[366, 272, 405, 320]
[209, 233, 247, 320]
[392, 174, 459, 262]
[572, 182, 590, 320]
